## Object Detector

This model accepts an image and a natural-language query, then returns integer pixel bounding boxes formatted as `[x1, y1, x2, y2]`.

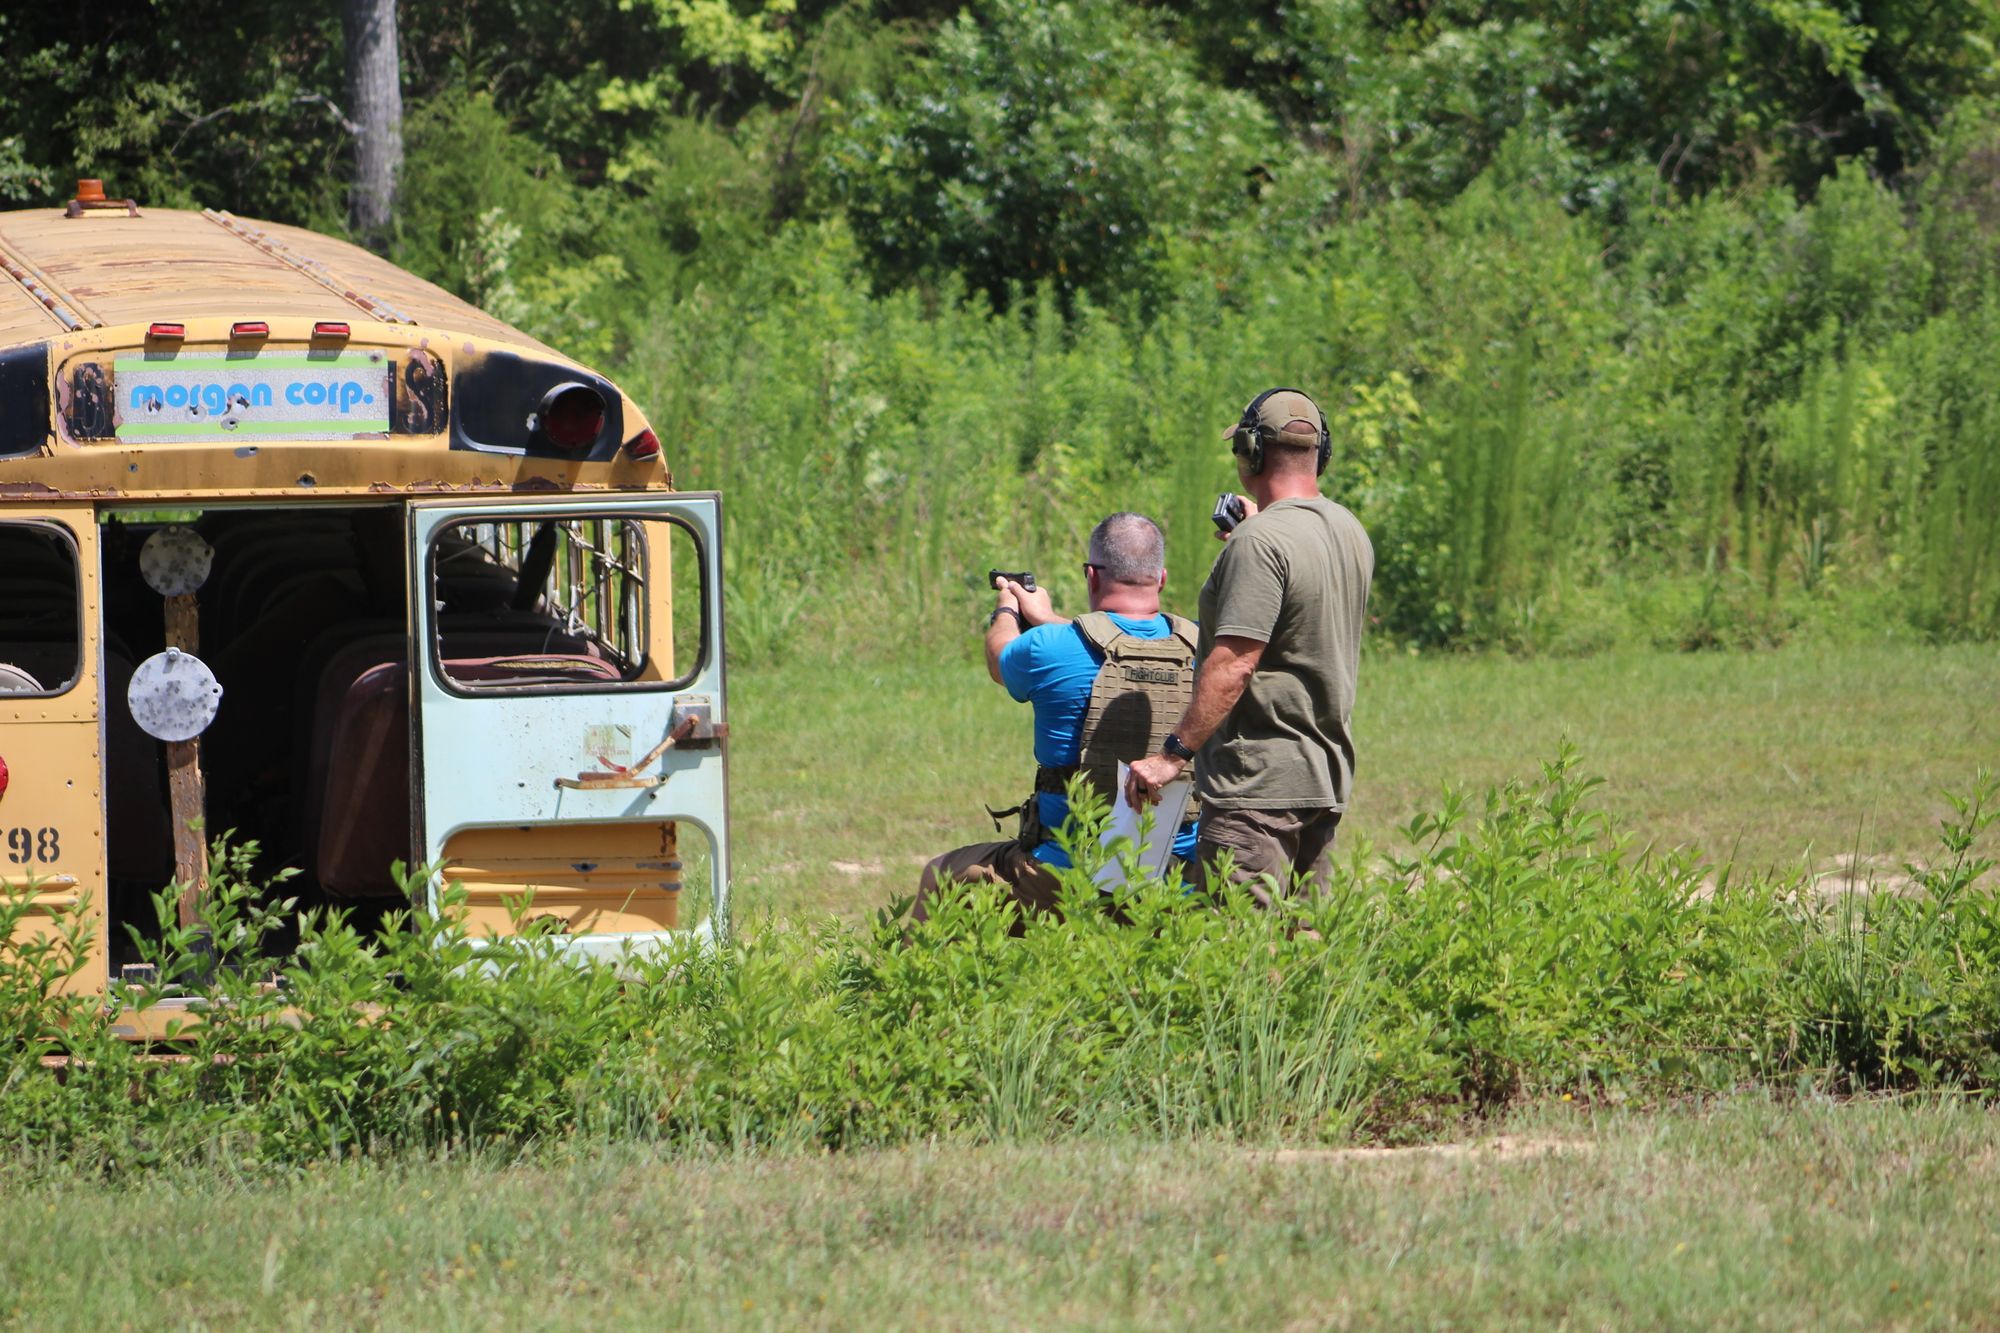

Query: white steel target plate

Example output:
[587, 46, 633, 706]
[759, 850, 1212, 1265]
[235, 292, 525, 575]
[128, 648, 224, 742]
[139, 526, 214, 596]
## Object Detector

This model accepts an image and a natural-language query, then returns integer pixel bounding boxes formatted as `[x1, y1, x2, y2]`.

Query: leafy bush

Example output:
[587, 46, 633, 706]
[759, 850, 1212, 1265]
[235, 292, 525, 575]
[2, 759, 1993, 1171]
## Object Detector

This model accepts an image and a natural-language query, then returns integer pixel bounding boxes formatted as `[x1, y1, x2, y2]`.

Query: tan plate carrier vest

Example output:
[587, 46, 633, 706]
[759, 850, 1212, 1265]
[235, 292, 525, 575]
[996, 611, 1200, 847]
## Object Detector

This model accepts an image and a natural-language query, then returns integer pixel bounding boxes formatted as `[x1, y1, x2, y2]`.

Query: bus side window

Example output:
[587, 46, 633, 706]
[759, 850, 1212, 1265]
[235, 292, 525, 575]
[0, 523, 81, 696]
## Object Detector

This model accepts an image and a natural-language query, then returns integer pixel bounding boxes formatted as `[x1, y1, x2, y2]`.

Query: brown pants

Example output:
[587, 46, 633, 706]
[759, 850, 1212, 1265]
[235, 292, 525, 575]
[913, 840, 1065, 934]
[1194, 807, 1342, 908]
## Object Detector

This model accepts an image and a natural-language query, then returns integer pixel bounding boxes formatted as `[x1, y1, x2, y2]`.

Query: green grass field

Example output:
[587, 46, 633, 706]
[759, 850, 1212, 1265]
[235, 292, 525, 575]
[731, 640, 2000, 920]
[8, 1095, 1998, 1329]
[8, 641, 1998, 1328]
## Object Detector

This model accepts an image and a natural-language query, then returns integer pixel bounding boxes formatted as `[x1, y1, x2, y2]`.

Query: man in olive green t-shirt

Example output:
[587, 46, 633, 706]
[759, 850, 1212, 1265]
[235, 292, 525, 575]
[1125, 388, 1373, 906]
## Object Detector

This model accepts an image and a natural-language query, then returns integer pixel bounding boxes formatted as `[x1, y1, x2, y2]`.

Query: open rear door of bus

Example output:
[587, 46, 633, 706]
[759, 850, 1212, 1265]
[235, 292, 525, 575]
[406, 494, 729, 959]
[0, 503, 108, 994]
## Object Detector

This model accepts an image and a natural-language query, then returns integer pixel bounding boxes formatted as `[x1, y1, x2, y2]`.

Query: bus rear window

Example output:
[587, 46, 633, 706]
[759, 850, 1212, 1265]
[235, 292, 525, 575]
[0, 522, 81, 696]
[427, 515, 705, 693]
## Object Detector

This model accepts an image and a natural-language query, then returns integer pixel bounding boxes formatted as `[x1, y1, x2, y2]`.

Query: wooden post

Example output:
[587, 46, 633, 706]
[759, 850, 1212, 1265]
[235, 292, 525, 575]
[163, 593, 207, 927]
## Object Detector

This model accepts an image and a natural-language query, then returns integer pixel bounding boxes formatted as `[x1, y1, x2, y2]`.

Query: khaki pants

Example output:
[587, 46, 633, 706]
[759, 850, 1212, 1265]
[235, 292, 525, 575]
[1194, 807, 1342, 908]
[913, 840, 1065, 934]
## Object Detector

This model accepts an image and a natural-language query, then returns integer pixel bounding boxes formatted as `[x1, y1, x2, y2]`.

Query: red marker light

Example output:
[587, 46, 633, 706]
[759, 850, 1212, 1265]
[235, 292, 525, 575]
[0, 754, 9, 802]
[311, 321, 350, 340]
[538, 383, 606, 453]
[230, 321, 269, 339]
[626, 429, 660, 460]
[147, 322, 185, 341]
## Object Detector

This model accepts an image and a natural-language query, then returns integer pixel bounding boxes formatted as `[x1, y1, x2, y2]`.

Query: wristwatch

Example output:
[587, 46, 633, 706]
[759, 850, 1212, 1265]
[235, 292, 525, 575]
[988, 605, 1025, 630]
[1162, 732, 1196, 762]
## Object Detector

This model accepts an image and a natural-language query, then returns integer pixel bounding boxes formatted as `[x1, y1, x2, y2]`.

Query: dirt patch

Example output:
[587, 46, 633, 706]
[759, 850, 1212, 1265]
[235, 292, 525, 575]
[1691, 853, 1938, 904]
[829, 859, 886, 876]
[1250, 1135, 1593, 1166]
[1808, 853, 1923, 900]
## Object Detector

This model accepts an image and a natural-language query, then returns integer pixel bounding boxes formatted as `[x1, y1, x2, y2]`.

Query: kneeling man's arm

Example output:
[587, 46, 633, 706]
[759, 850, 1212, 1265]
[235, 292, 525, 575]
[985, 577, 1061, 684]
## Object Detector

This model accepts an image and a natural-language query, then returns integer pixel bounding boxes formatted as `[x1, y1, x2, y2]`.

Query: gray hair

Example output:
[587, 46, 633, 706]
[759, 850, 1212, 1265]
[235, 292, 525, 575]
[1087, 512, 1165, 584]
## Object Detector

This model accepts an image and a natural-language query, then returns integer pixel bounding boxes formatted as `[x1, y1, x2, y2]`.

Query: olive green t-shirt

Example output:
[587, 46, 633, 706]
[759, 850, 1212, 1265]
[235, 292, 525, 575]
[1195, 496, 1374, 811]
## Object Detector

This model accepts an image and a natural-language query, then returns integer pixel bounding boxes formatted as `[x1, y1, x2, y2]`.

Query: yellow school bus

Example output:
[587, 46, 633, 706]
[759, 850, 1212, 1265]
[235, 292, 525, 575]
[0, 181, 729, 998]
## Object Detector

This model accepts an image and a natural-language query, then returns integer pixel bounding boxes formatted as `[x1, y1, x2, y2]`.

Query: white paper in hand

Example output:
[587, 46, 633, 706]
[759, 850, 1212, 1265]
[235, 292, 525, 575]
[1094, 761, 1192, 892]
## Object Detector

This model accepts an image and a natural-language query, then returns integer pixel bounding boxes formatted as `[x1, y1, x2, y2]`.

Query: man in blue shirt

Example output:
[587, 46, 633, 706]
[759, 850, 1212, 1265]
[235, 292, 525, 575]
[914, 512, 1200, 930]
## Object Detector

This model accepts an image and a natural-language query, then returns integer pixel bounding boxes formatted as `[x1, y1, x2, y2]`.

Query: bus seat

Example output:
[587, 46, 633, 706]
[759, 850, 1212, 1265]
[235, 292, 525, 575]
[230, 547, 368, 630]
[435, 566, 521, 615]
[209, 533, 363, 642]
[204, 571, 369, 806]
[288, 622, 401, 767]
[295, 632, 405, 861]
[431, 536, 526, 613]
[316, 662, 411, 899]
[0, 551, 75, 583]
[0, 663, 42, 693]
[347, 509, 406, 610]
[315, 654, 620, 898]
[0, 597, 78, 634]
[447, 654, 623, 687]
[0, 641, 80, 691]
[437, 611, 608, 660]
[295, 622, 604, 865]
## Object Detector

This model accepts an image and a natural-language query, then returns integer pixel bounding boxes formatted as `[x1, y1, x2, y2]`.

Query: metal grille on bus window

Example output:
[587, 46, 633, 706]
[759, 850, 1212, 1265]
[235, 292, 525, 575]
[436, 517, 648, 679]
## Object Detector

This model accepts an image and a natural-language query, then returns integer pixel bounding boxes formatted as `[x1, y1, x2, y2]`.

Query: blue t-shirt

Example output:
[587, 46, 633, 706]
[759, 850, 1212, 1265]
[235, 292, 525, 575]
[997, 614, 1201, 868]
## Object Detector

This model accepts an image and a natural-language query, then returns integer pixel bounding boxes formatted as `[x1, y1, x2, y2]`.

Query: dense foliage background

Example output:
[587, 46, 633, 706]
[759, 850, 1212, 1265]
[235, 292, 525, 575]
[5, 1, 1998, 656]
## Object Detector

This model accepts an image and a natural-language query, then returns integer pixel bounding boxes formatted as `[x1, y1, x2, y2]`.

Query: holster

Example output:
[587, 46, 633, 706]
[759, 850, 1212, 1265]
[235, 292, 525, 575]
[984, 795, 1047, 849]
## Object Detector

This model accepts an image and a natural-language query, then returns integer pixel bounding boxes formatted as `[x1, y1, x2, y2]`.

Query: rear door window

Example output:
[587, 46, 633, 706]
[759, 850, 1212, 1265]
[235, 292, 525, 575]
[426, 514, 707, 692]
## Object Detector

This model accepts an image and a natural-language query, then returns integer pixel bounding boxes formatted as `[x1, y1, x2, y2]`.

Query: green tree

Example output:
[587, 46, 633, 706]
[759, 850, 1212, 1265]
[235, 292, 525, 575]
[818, 0, 1279, 309]
[1155, 0, 2000, 204]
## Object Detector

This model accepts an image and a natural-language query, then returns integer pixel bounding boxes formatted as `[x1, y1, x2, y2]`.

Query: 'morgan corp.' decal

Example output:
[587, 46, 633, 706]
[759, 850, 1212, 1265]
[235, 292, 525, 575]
[113, 350, 394, 441]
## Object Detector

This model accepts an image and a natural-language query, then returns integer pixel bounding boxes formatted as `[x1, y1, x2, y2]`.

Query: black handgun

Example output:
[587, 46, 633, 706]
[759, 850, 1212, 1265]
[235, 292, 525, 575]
[988, 569, 1037, 592]
[1212, 493, 1248, 533]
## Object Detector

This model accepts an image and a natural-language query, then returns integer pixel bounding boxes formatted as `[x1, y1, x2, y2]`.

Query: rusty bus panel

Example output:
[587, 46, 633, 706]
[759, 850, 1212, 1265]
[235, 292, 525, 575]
[439, 822, 684, 937]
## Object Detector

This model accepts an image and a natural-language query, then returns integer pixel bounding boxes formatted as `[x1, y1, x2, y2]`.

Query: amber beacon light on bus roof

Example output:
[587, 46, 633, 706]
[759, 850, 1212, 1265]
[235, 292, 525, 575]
[0, 184, 731, 1018]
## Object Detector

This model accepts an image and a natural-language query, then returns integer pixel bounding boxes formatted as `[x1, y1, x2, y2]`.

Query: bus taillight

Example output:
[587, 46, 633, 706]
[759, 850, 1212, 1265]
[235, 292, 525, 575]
[626, 429, 661, 461]
[536, 384, 606, 453]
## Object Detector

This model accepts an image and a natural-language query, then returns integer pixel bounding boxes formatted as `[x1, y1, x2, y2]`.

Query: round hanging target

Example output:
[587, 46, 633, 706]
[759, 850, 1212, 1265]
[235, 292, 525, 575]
[139, 525, 214, 597]
[127, 648, 224, 742]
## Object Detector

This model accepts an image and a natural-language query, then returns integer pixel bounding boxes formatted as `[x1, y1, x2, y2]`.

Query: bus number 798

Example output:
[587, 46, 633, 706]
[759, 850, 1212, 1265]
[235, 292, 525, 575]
[5, 827, 60, 865]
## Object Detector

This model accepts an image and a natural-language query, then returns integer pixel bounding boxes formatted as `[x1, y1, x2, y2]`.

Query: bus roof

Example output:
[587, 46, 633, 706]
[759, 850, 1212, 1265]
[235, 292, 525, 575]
[0, 194, 664, 501]
[0, 204, 551, 355]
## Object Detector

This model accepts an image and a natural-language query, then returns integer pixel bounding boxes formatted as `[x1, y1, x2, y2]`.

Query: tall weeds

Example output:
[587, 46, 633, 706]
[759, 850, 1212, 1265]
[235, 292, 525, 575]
[605, 127, 2000, 661]
[1, 759, 1994, 1170]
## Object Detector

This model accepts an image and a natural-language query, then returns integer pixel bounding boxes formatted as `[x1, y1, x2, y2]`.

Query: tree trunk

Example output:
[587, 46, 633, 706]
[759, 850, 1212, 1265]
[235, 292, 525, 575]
[342, 0, 403, 252]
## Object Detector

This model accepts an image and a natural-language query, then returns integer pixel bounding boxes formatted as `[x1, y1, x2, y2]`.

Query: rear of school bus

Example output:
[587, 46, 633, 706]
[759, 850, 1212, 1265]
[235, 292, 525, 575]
[0, 185, 729, 999]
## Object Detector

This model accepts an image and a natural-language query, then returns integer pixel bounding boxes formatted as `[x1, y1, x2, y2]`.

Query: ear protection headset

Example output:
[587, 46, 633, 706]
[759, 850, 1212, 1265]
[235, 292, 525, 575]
[1231, 387, 1331, 476]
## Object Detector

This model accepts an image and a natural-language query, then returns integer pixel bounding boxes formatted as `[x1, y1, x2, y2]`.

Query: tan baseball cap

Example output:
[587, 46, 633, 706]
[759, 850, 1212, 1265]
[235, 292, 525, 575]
[1224, 388, 1324, 448]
